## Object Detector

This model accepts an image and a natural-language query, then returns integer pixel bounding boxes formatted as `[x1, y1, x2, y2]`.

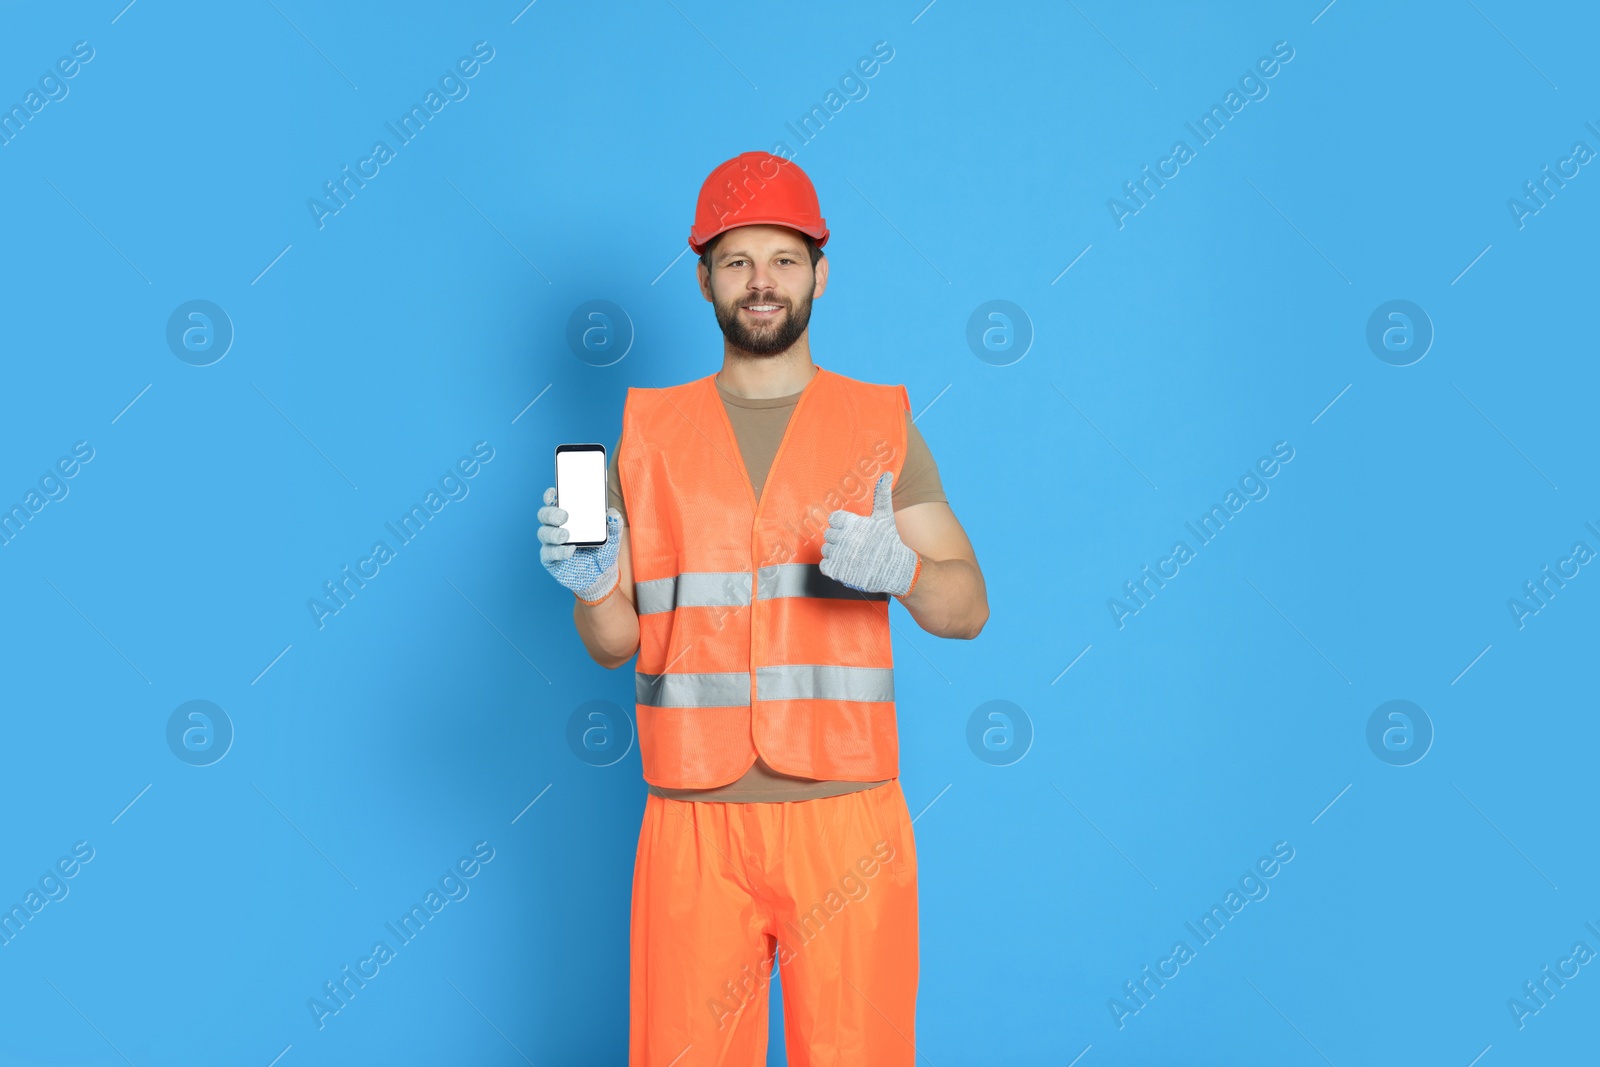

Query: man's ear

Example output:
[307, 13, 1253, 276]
[697, 260, 714, 303]
[812, 254, 829, 299]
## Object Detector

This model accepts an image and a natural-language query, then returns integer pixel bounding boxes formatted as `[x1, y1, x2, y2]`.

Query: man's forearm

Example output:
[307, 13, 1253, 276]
[573, 587, 640, 669]
[897, 555, 988, 639]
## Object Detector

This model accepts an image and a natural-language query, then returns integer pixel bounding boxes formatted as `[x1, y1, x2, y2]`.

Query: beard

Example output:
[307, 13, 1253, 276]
[712, 286, 814, 357]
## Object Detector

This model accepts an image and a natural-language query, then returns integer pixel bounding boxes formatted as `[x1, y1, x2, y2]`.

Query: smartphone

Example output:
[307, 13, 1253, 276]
[555, 443, 608, 547]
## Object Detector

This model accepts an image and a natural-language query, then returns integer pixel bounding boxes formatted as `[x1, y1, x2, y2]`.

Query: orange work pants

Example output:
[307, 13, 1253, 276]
[629, 779, 920, 1066]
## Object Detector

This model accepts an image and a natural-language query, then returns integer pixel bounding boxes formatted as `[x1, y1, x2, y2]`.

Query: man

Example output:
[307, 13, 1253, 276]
[537, 151, 988, 1066]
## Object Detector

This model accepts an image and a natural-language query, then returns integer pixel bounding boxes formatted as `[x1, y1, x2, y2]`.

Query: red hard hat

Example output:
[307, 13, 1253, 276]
[688, 151, 829, 255]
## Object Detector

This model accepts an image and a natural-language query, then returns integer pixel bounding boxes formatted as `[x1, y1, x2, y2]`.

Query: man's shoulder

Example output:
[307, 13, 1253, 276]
[623, 376, 715, 423]
[820, 366, 909, 409]
[627, 375, 712, 399]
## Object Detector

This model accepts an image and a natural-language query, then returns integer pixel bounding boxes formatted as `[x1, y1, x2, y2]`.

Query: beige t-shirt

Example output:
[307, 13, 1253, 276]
[608, 374, 947, 802]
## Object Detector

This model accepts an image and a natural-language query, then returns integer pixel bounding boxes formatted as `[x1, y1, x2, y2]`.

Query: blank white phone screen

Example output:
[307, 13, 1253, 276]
[557, 449, 607, 544]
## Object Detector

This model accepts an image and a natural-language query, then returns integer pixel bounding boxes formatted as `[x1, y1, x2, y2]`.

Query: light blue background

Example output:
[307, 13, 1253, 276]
[1, 1, 1596, 1064]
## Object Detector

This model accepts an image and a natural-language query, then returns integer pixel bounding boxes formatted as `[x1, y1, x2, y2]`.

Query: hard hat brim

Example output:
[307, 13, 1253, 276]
[689, 218, 830, 256]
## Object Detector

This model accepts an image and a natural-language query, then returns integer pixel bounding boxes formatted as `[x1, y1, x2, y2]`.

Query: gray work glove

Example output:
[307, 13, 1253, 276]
[819, 471, 922, 597]
[537, 486, 623, 603]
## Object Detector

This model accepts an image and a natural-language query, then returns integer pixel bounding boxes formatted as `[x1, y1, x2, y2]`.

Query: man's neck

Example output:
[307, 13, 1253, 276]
[715, 342, 819, 399]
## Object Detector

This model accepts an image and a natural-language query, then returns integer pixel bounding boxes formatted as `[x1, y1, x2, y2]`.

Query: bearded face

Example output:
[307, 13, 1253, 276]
[700, 227, 820, 357]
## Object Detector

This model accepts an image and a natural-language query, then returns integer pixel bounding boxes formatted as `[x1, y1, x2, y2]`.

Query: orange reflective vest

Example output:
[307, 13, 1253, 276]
[618, 366, 911, 790]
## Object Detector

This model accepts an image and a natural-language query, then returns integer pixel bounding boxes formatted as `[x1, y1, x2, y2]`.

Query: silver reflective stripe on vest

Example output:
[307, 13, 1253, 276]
[637, 563, 885, 614]
[757, 562, 889, 603]
[634, 571, 753, 615]
[636, 671, 751, 707]
[757, 664, 895, 702]
[636, 664, 895, 707]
